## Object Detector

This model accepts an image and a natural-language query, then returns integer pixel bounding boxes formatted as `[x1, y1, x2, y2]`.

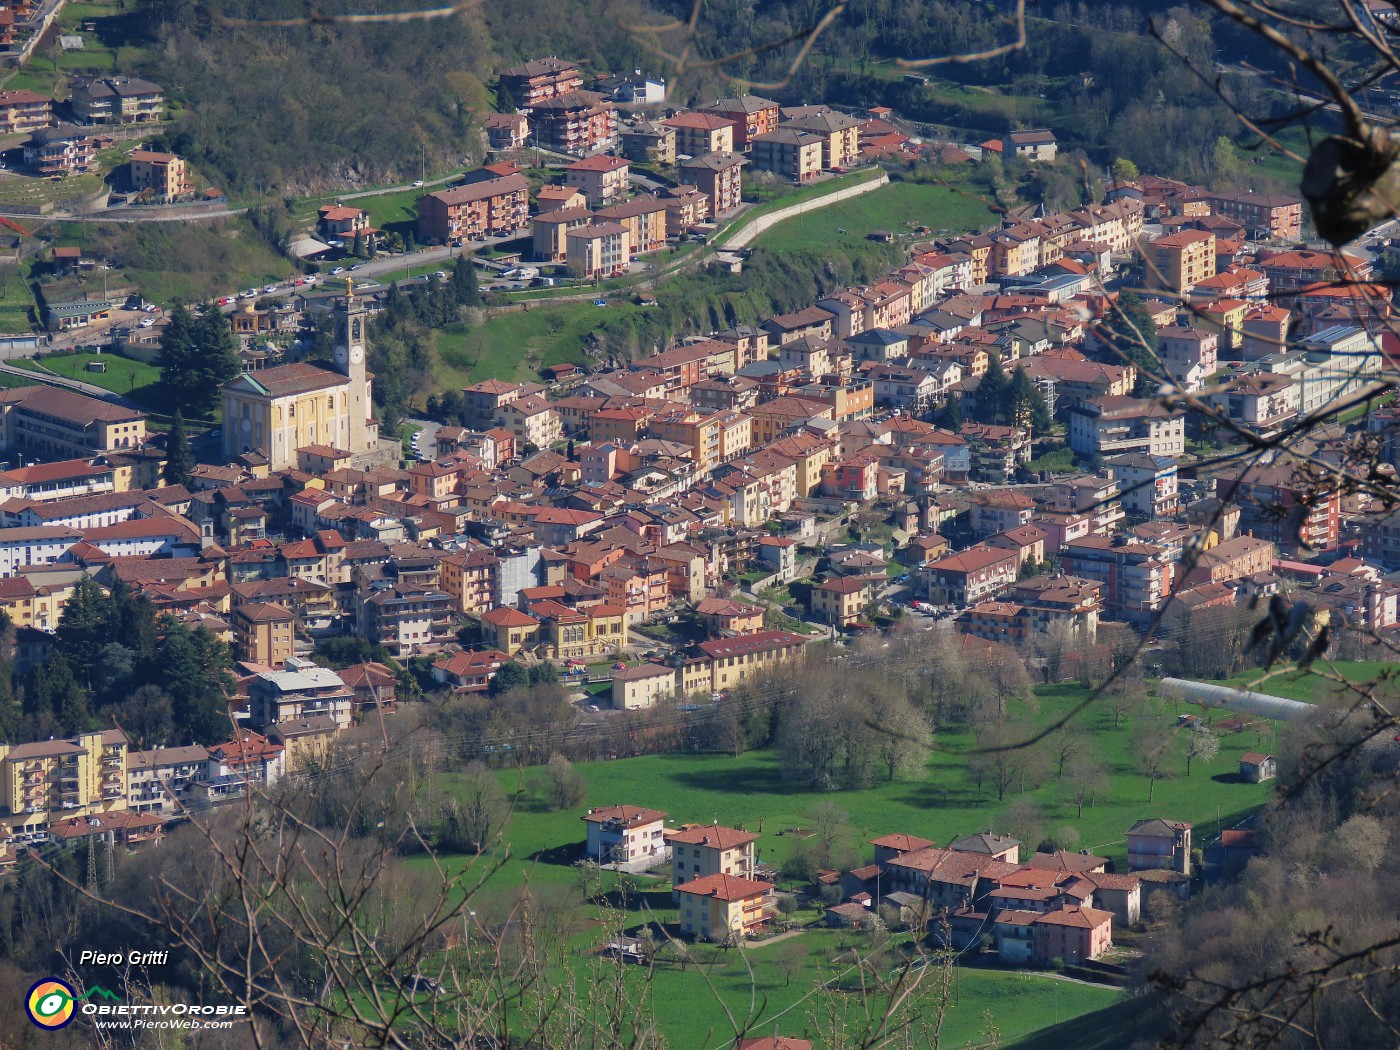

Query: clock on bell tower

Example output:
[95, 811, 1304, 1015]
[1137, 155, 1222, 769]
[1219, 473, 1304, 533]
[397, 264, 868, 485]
[334, 286, 367, 386]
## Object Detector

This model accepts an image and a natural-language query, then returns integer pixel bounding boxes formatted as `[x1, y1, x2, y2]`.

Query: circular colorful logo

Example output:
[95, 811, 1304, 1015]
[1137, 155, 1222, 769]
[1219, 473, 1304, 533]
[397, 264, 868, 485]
[26, 978, 77, 1029]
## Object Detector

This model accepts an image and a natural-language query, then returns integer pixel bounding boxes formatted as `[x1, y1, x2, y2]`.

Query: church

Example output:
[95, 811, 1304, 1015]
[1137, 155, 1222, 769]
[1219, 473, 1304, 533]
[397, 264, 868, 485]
[222, 285, 383, 471]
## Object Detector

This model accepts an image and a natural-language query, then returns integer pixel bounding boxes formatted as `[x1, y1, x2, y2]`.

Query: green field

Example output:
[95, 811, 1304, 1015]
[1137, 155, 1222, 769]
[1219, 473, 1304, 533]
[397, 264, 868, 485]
[751, 179, 1000, 255]
[409, 675, 1290, 1047]
[14, 351, 161, 400]
[0, 266, 35, 333]
[432, 304, 632, 387]
[712, 168, 888, 247]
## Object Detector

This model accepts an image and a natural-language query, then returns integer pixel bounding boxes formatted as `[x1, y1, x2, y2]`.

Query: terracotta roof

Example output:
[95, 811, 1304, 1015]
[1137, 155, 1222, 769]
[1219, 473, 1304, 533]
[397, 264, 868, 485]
[0, 384, 145, 424]
[480, 606, 539, 627]
[674, 872, 772, 901]
[696, 630, 807, 659]
[1033, 904, 1113, 929]
[236, 362, 347, 397]
[665, 823, 758, 849]
[582, 803, 667, 827]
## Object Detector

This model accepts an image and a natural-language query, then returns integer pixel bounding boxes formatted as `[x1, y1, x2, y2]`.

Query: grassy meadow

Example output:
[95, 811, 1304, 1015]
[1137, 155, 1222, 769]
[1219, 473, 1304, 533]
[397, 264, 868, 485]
[398, 665, 1324, 1047]
[751, 180, 1001, 255]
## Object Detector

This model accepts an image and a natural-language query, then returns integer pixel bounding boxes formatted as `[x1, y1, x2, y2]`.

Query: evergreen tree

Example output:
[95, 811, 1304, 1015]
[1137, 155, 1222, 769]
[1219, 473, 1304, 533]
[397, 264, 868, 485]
[489, 661, 530, 697]
[156, 303, 197, 404]
[939, 393, 964, 430]
[1006, 366, 1053, 435]
[163, 411, 192, 486]
[159, 304, 240, 417]
[56, 577, 111, 686]
[0, 611, 17, 742]
[352, 229, 365, 259]
[29, 652, 88, 735]
[155, 619, 235, 744]
[496, 82, 517, 113]
[1099, 291, 1162, 395]
[452, 255, 481, 307]
[977, 353, 1011, 424]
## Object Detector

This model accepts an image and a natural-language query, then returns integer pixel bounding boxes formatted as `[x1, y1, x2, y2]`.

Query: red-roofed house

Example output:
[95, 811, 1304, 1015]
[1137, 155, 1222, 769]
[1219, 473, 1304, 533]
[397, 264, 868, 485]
[583, 803, 670, 871]
[676, 872, 775, 941]
[668, 823, 759, 895]
[925, 545, 1018, 607]
[564, 154, 630, 207]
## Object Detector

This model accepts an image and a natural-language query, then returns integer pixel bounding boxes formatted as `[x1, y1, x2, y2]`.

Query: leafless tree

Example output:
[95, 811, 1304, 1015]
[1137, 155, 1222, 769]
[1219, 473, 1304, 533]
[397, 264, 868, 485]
[1135, 728, 1177, 803]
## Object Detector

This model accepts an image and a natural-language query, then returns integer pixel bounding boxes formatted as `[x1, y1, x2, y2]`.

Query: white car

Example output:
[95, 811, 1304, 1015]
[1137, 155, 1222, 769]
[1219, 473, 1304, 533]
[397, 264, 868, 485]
[330, 266, 345, 275]
[240, 288, 257, 298]
[263, 284, 277, 293]
[302, 275, 317, 285]
[413, 179, 425, 187]
[138, 318, 155, 328]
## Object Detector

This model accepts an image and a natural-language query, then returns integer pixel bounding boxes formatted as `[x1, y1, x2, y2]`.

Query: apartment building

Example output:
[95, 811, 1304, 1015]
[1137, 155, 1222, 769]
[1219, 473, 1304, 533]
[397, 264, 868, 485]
[701, 95, 780, 148]
[1206, 191, 1303, 240]
[677, 872, 775, 941]
[679, 151, 745, 214]
[749, 128, 824, 182]
[497, 57, 582, 106]
[781, 109, 861, 169]
[24, 125, 96, 176]
[532, 206, 592, 263]
[1150, 229, 1216, 294]
[924, 544, 1019, 607]
[619, 120, 677, 165]
[1216, 463, 1340, 551]
[70, 76, 164, 124]
[416, 170, 530, 243]
[669, 823, 759, 896]
[663, 112, 736, 157]
[126, 745, 210, 816]
[1068, 396, 1186, 458]
[1105, 454, 1180, 520]
[565, 220, 632, 278]
[564, 154, 630, 207]
[0, 89, 53, 135]
[233, 601, 297, 667]
[0, 731, 129, 840]
[1059, 536, 1173, 627]
[595, 197, 669, 253]
[529, 91, 618, 155]
[129, 149, 192, 199]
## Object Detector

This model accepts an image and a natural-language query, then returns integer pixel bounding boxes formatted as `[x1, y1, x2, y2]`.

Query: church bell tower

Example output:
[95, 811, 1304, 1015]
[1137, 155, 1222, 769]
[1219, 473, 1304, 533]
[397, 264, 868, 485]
[332, 279, 370, 452]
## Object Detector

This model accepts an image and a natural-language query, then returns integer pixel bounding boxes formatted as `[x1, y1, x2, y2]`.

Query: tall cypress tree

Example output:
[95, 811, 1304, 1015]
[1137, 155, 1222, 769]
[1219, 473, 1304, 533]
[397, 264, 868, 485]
[978, 353, 1010, 424]
[1006, 366, 1053, 435]
[163, 411, 192, 486]
[452, 255, 481, 307]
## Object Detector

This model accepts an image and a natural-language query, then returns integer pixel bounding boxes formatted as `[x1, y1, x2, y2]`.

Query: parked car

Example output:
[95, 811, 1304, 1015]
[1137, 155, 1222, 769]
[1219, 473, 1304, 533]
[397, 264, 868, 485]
[413, 179, 425, 187]
[330, 266, 345, 275]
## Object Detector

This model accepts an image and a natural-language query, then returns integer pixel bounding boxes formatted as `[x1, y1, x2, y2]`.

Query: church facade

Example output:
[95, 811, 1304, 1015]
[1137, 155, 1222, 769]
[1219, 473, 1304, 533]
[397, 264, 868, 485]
[222, 289, 380, 471]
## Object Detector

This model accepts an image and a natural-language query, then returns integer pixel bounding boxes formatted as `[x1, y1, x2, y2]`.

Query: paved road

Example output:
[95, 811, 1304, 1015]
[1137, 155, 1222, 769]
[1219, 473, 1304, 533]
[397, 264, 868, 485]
[403, 417, 442, 461]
